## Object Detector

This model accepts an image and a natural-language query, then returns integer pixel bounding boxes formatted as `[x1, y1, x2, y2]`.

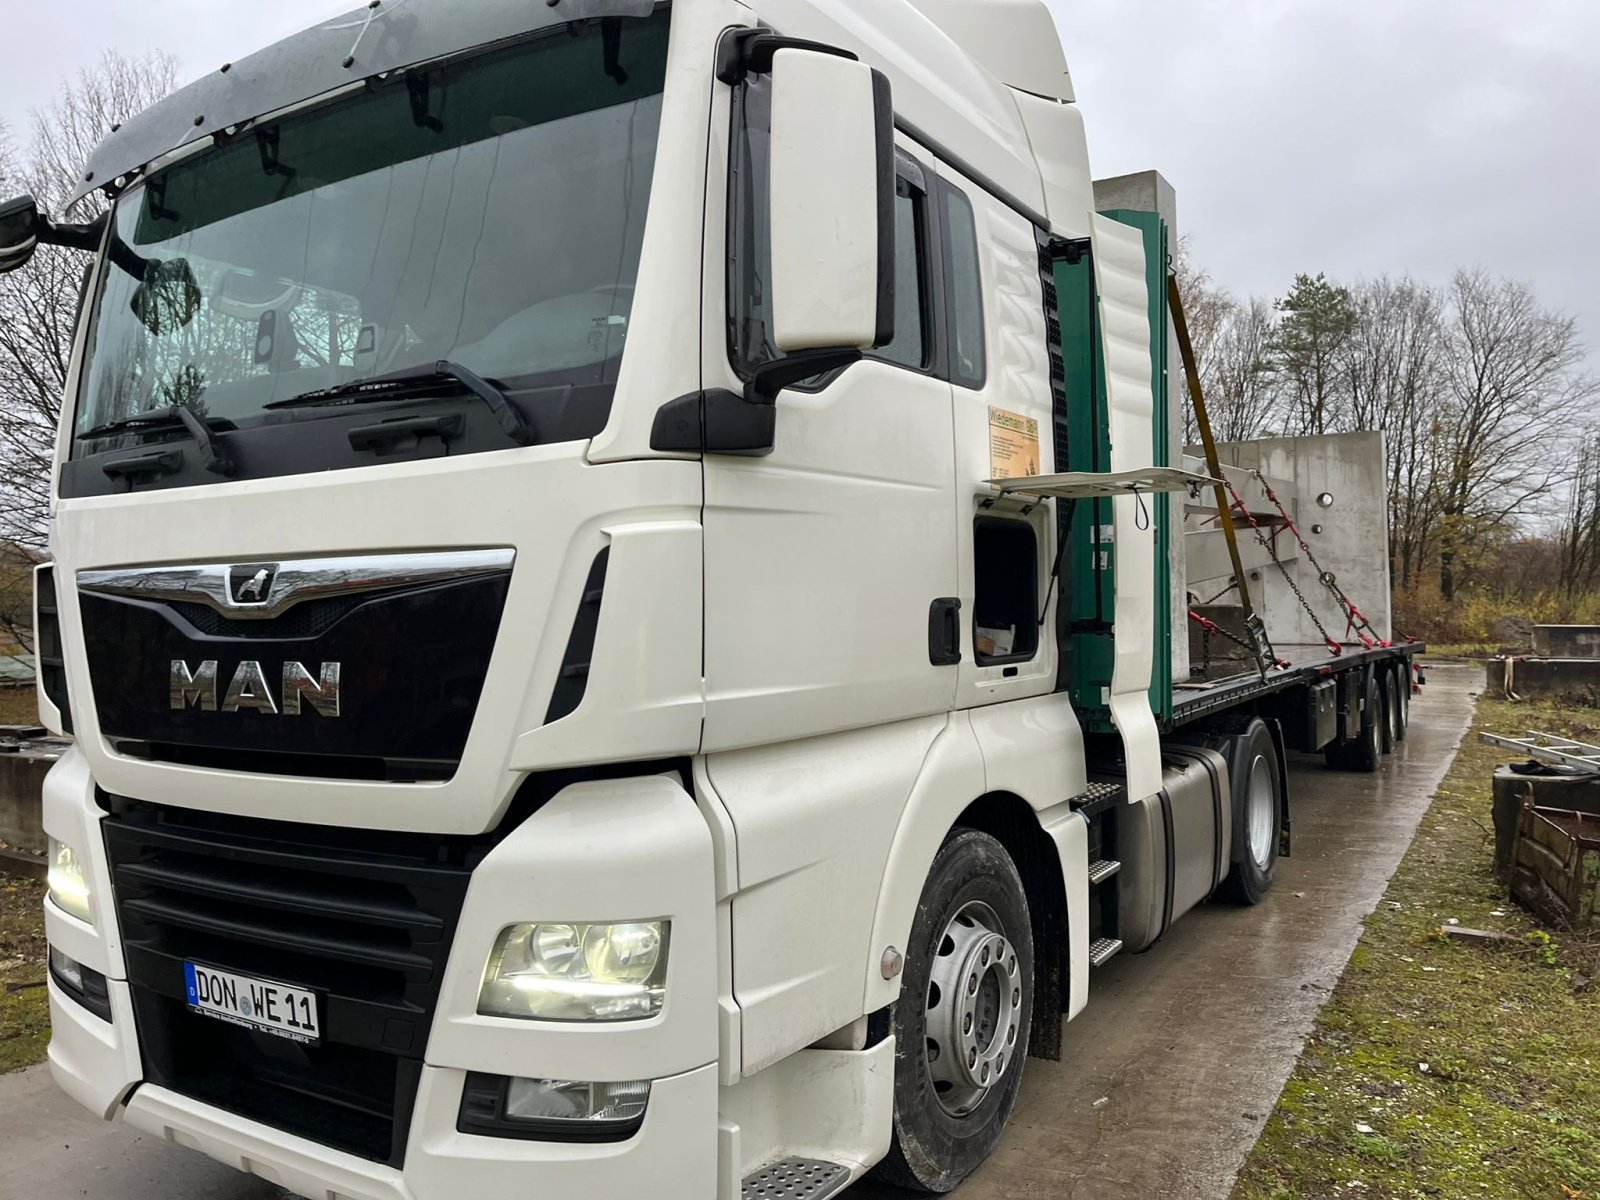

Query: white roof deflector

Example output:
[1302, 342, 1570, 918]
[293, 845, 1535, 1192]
[985, 467, 1218, 500]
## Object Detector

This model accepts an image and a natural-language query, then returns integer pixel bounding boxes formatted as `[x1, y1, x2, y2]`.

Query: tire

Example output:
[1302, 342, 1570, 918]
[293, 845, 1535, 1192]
[874, 830, 1034, 1194]
[1221, 718, 1285, 905]
[1325, 669, 1381, 772]
[1376, 671, 1396, 755]
[1393, 664, 1410, 742]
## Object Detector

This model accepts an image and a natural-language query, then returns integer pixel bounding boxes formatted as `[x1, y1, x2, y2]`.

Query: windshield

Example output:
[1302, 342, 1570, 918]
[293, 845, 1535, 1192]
[73, 9, 669, 447]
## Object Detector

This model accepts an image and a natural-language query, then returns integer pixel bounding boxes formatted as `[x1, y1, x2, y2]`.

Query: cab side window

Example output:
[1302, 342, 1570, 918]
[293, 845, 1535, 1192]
[940, 183, 986, 390]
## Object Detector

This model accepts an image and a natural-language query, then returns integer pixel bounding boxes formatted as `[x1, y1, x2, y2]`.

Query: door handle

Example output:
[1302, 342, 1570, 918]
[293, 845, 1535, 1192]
[929, 598, 962, 666]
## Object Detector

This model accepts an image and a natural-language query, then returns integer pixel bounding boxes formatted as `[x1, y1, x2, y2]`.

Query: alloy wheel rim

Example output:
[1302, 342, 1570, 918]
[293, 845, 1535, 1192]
[924, 899, 1021, 1117]
[1247, 752, 1275, 868]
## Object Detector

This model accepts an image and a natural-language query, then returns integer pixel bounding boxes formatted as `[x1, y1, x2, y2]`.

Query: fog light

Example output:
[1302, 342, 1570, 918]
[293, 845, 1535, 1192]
[478, 921, 667, 1021]
[506, 1077, 650, 1124]
[47, 837, 94, 926]
[49, 946, 84, 992]
[458, 1072, 650, 1142]
[48, 945, 112, 1021]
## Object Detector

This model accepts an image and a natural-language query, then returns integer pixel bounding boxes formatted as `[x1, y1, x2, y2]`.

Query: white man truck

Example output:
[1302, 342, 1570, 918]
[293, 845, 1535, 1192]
[3, 1, 1423, 1196]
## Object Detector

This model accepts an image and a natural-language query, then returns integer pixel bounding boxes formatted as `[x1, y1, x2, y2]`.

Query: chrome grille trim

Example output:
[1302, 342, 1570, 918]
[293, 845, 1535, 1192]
[77, 549, 515, 620]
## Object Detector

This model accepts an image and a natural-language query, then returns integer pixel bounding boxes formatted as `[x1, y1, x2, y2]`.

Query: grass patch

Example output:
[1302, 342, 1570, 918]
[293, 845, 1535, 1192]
[1234, 697, 1600, 1200]
[1421, 643, 1500, 660]
[0, 684, 39, 727]
[0, 869, 48, 1073]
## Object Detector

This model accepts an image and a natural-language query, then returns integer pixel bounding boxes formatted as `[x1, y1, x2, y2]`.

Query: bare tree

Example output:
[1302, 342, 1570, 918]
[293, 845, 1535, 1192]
[1173, 237, 1237, 444]
[1338, 277, 1448, 587]
[1433, 269, 1598, 600]
[1206, 296, 1278, 443]
[0, 51, 178, 558]
[1560, 438, 1600, 597]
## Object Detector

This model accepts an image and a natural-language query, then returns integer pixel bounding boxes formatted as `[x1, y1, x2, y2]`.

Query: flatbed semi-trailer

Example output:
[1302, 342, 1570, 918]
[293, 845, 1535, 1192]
[2, 2, 1424, 1196]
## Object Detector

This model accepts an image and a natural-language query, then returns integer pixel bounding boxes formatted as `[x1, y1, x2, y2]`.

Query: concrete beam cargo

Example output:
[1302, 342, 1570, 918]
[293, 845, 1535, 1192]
[0, 1, 1424, 1196]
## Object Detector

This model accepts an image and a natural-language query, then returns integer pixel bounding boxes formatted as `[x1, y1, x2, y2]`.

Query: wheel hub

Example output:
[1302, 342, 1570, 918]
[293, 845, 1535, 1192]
[925, 900, 1021, 1116]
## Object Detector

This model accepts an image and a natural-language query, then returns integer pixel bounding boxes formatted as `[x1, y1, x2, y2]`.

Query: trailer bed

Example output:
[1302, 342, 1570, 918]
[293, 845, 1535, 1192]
[1169, 641, 1424, 728]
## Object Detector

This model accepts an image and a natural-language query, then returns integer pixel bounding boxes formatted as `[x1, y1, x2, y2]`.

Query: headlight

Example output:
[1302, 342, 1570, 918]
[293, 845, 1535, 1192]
[47, 837, 94, 926]
[478, 921, 667, 1021]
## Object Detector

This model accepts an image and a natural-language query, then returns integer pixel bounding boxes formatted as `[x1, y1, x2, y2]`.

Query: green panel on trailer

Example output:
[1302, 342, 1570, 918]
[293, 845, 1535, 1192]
[1054, 211, 1172, 733]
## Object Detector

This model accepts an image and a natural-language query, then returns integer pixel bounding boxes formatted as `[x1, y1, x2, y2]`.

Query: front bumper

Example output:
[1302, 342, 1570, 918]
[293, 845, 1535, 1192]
[120, 1065, 718, 1200]
[43, 749, 721, 1197]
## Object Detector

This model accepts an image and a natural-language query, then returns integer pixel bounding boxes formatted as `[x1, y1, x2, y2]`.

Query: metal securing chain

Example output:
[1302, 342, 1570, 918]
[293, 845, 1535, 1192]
[1188, 610, 1290, 672]
[1219, 477, 1344, 656]
[1245, 470, 1411, 649]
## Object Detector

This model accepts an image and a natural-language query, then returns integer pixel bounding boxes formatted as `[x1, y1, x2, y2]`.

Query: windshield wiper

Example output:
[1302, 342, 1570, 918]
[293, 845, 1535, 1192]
[81, 406, 236, 476]
[267, 361, 535, 446]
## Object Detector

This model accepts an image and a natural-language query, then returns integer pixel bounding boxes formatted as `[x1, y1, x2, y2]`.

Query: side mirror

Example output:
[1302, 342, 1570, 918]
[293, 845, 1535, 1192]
[129, 256, 202, 336]
[0, 196, 43, 275]
[767, 49, 895, 354]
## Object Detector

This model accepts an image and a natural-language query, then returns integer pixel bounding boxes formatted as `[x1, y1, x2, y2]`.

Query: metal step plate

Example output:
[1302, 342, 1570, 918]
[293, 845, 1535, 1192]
[1089, 936, 1124, 968]
[743, 1158, 850, 1200]
[1087, 858, 1122, 886]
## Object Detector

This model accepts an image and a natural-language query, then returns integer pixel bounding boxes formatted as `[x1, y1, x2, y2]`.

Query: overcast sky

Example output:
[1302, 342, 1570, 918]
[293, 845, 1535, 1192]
[4, 0, 1598, 368]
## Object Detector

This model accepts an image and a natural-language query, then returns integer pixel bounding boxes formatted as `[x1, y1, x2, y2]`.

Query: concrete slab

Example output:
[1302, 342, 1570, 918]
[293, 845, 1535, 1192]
[0, 665, 1478, 1200]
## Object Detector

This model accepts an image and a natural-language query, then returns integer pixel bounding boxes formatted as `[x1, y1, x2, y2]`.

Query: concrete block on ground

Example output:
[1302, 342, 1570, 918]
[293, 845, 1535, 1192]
[0, 746, 63, 857]
[1488, 657, 1600, 706]
[1532, 625, 1600, 657]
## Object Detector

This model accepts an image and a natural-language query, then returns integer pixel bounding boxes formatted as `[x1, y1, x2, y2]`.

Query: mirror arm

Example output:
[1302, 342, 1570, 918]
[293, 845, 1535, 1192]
[746, 348, 863, 405]
[37, 212, 106, 254]
[716, 29, 859, 84]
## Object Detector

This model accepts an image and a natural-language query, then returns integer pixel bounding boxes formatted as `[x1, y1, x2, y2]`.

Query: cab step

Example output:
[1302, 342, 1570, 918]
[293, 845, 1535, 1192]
[743, 1158, 850, 1200]
[1087, 858, 1122, 886]
[1088, 936, 1124, 968]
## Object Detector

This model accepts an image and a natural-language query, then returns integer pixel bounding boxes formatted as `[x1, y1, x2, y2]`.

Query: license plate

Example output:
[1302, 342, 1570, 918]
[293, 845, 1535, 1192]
[184, 962, 320, 1045]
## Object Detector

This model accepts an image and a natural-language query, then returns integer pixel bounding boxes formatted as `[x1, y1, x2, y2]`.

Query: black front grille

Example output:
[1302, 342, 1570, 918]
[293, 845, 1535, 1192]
[103, 797, 483, 1165]
[168, 593, 371, 640]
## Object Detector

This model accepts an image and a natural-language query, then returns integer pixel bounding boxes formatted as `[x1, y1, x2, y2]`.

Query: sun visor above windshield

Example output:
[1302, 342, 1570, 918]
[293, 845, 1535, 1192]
[69, 0, 660, 207]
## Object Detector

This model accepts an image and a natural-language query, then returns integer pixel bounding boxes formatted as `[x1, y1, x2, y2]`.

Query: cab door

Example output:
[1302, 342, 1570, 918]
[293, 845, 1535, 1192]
[700, 72, 957, 752]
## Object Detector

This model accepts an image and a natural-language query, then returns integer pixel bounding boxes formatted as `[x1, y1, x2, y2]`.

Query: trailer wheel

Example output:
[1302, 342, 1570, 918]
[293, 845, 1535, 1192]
[1326, 670, 1381, 772]
[1222, 719, 1285, 905]
[1376, 671, 1397, 755]
[874, 830, 1034, 1194]
[1393, 664, 1410, 742]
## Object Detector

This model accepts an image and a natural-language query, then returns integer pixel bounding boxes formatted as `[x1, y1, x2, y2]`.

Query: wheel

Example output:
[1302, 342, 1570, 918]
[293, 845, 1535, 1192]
[1325, 670, 1381, 772]
[1393, 664, 1410, 742]
[874, 830, 1034, 1193]
[1222, 718, 1285, 905]
[1376, 672, 1397, 755]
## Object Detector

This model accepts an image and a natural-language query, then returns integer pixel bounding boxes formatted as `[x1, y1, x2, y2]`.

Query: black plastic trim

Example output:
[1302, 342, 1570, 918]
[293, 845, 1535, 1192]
[34, 566, 73, 734]
[545, 548, 611, 724]
[870, 68, 896, 350]
[1157, 788, 1176, 939]
[714, 29, 858, 84]
[348, 414, 464, 454]
[457, 1072, 646, 1143]
[650, 388, 777, 456]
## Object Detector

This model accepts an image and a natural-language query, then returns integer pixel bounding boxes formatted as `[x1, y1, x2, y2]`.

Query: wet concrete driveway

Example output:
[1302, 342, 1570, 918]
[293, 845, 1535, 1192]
[1, 663, 1476, 1200]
